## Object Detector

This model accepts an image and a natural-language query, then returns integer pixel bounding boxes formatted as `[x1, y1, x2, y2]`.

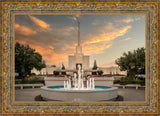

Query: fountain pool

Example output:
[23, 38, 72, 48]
[41, 85, 118, 101]
[41, 64, 118, 101]
[47, 86, 111, 90]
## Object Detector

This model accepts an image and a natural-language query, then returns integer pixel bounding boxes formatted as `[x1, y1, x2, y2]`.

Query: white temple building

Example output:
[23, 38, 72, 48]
[68, 22, 89, 70]
[31, 66, 60, 75]
[99, 66, 127, 75]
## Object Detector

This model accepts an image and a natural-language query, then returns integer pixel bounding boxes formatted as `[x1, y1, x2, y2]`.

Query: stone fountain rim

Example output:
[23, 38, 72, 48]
[41, 86, 118, 93]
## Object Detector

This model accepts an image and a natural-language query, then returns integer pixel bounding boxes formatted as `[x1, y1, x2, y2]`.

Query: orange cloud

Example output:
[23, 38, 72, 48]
[75, 24, 132, 56]
[135, 17, 141, 21]
[15, 24, 37, 36]
[115, 17, 142, 24]
[62, 44, 75, 53]
[15, 39, 27, 45]
[69, 15, 80, 21]
[123, 37, 132, 41]
[49, 46, 54, 50]
[29, 16, 50, 29]
[15, 20, 132, 66]
[83, 44, 112, 55]
[16, 39, 69, 66]
[63, 26, 75, 36]
[34, 46, 71, 67]
[16, 38, 76, 67]
[84, 25, 131, 44]
[114, 18, 134, 24]
[122, 18, 134, 23]
[55, 26, 75, 36]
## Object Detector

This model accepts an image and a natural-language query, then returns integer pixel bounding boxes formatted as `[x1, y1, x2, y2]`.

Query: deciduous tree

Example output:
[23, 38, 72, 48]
[15, 42, 46, 77]
[115, 47, 145, 78]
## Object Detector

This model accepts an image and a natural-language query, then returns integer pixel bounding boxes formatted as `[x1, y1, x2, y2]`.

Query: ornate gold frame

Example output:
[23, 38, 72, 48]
[1, 1, 159, 115]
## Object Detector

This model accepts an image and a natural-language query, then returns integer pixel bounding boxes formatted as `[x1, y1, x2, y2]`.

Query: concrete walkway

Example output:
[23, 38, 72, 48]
[15, 88, 145, 101]
[118, 88, 145, 101]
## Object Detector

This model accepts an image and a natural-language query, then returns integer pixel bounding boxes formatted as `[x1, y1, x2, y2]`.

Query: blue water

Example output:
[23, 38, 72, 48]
[47, 86, 110, 90]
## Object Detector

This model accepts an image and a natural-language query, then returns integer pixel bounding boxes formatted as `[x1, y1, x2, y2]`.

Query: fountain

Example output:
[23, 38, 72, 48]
[41, 64, 118, 101]
[64, 64, 95, 90]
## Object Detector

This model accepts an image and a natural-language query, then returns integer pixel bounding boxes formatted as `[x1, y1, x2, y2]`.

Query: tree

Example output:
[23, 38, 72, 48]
[92, 60, 98, 70]
[115, 47, 145, 79]
[15, 42, 46, 77]
[98, 70, 103, 76]
[53, 71, 60, 75]
[61, 64, 66, 75]
[92, 60, 98, 75]
[62, 64, 65, 70]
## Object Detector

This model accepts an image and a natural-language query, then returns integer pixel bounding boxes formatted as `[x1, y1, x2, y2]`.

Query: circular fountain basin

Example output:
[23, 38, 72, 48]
[41, 86, 118, 101]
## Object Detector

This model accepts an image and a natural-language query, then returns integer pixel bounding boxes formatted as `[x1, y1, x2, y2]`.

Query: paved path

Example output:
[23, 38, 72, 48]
[15, 88, 41, 101]
[118, 88, 145, 101]
[15, 88, 145, 101]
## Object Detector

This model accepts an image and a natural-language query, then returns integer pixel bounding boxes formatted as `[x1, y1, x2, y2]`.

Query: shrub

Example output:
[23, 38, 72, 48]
[15, 79, 22, 84]
[31, 73, 36, 76]
[92, 72, 97, 75]
[139, 80, 145, 86]
[15, 76, 44, 84]
[119, 77, 127, 85]
[53, 71, 60, 75]
[61, 72, 66, 75]
[114, 76, 145, 85]
[114, 80, 121, 84]
[98, 71, 103, 76]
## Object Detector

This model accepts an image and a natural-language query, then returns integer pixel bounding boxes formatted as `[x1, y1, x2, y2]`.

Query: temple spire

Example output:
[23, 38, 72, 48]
[78, 21, 80, 46]
[76, 21, 82, 54]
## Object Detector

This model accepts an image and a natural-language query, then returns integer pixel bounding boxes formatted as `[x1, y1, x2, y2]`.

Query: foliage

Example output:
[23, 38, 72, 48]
[98, 70, 103, 76]
[15, 76, 44, 84]
[61, 64, 66, 75]
[114, 79, 121, 84]
[119, 77, 128, 85]
[92, 60, 98, 70]
[92, 72, 97, 75]
[53, 71, 60, 75]
[31, 73, 36, 75]
[62, 64, 65, 70]
[51, 65, 56, 67]
[92, 60, 98, 75]
[115, 47, 145, 79]
[139, 80, 145, 86]
[114, 76, 145, 85]
[15, 42, 46, 78]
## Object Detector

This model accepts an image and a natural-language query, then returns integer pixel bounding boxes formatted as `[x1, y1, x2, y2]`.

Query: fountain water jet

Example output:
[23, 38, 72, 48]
[64, 64, 95, 90]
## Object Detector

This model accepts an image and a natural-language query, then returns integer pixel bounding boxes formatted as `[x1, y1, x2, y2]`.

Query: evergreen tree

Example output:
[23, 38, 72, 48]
[61, 63, 66, 75]
[92, 60, 98, 70]
[62, 64, 65, 70]
[92, 60, 98, 75]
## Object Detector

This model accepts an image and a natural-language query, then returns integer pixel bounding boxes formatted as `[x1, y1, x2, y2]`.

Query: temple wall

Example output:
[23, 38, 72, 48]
[83, 56, 89, 70]
[68, 56, 76, 69]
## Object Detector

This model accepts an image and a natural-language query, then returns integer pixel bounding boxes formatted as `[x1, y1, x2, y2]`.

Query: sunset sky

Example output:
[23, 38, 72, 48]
[15, 15, 145, 68]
